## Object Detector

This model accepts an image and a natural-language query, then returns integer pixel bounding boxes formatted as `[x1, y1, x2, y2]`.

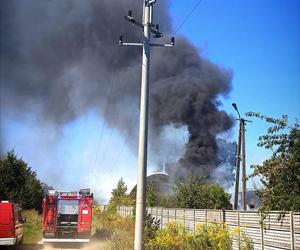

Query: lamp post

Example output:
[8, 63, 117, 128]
[232, 103, 251, 210]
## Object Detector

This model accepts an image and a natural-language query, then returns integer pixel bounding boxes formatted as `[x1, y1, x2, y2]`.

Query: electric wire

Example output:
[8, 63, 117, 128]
[174, 0, 203, 34]
[90, 77, 115, 185]
[97, 76, 133, 179]
[99, 104, 120, 164]
[100, 114, 139, 182]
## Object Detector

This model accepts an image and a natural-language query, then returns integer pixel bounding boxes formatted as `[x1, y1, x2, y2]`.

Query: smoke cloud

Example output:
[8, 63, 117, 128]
[1, 0, 233, 187]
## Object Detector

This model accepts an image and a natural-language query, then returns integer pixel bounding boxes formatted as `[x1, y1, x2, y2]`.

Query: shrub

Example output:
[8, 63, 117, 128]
[146, 221, 253, 250]
[144, 213, 160, 245]
[174, 176, 232, 209]
[109, 215, 135, 250]
[193, 223, 232, 250]
[22, 210, 42, 244]
[147, 221, 190, 249]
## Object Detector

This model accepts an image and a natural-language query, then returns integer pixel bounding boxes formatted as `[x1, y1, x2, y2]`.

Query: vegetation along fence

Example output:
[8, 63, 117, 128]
[117, 206, 300, 250]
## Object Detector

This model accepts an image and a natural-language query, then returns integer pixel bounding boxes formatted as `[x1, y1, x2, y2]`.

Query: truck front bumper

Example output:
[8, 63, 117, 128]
[42, 238, 89, 243]
[0, 237, 17, 246]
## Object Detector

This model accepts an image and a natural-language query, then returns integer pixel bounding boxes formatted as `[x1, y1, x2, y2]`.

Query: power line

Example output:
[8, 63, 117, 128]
[90, 77, 115, 183]
[100, 114, 139, 183]
[174, 0, 203, 34]
[99, 83, 128, 165]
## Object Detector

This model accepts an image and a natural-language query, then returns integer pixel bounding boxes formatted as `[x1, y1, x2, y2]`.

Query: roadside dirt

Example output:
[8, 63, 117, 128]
[0, 239, 109, 250]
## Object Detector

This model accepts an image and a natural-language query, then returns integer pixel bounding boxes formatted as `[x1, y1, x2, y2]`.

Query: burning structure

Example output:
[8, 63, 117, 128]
[129, 172, 172, 199]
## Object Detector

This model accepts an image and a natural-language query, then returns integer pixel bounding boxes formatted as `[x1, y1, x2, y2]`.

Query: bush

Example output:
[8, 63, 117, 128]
[174, 176, 232, 209]
[22, 210, 42, 244]
[193, 223, 232, 250]
[109, 215, 135, 250]
[146, 221, 190, 249]
[146, 221, 253, 250]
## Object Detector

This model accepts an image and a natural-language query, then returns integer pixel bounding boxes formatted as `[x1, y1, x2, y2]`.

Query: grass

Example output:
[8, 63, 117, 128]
[22, 210, 42, 244]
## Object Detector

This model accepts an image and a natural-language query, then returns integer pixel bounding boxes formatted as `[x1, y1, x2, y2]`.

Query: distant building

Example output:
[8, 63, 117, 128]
[238, 190, 260, 210]
[129, 172, 172, 198]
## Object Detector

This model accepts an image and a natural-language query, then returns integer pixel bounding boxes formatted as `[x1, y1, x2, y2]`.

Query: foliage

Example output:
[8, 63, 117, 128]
[144, 213, 160, 245]
[146, 183, 177, 208]
[0, 151, 44, 210]
[174, 176, 232, 209]
[193, 223, 232, 250]
[146, 221, 188, 249]
[111, 177, 128, 198]
[92, 205, 106, 235]
[246, 112, 300, 212]
[108, 178, 135, 213]
[146, 183, 159, 207]
[158, 194, 177, 208]
[146, 221, 253, 250]
[22, 210, 42, 244]
[241, 231, 254, 250]
[105, 214, 135, 250]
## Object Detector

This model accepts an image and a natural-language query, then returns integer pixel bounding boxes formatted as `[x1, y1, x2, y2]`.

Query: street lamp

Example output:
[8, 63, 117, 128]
[232, 103, 241, 119]
[232, 103, 251, 210]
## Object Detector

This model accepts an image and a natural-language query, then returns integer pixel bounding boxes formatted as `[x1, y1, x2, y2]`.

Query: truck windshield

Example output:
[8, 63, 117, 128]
[58, 200, 79, 215]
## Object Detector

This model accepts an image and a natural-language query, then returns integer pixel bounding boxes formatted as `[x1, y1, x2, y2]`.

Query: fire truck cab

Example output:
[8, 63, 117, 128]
[42, 189, 93, 243]
[0, 201, 25, 246]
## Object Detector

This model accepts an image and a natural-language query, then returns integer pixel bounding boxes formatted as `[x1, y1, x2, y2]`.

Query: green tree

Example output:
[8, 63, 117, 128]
[0, 151, 44, 210]
[174, 176, 231, 209]
[108, 178, 134, 212]
[146, 183, 158, 207]
[246, 112, 300, 212]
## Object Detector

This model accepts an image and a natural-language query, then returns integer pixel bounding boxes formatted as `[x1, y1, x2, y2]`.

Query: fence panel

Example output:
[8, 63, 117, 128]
[293, 213, 300, 249]
[117, 206, 297, 250]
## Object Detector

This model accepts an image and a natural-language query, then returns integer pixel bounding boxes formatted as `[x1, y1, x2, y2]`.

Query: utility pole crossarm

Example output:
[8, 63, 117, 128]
[120, 8, 175, 48]
[119, 1, 175, 250]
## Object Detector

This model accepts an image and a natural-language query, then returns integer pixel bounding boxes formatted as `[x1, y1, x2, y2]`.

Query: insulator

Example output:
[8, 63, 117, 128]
[119, 35, 123, 45]
[171, 37, 175, 46]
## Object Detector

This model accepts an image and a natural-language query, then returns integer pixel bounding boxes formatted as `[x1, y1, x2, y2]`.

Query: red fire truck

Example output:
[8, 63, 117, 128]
[42, 189, 93, 243]
[0, 201, 25, 246]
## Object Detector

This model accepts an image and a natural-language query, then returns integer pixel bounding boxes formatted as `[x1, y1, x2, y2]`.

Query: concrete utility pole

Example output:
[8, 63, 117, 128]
[241, 119, 247, 210]
[232, 103, 251, 210]
[119, 1, 174, 249]
[233, 113, 242, 210]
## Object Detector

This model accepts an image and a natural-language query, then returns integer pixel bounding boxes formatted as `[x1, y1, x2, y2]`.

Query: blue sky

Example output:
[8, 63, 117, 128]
[170, 0, 300, 162]
[2, 0, 300, 202]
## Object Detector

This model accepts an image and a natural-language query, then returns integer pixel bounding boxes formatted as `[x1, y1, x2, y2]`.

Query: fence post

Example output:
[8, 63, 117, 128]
[156, 207, 158, 223]
[222, 209, 226, 224]
[238, 210, 241, 250]
[290, 211, 295, 250]
[260, 212, 264, 250]
[194, 209, 196, 233]
[205, 210, 208, 229]
[183, 209, 186, 230]
[161, 207, 163, 229]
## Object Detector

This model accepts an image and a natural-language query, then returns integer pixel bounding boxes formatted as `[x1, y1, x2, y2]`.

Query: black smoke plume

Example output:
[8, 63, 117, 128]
[0, 0, 233, 183]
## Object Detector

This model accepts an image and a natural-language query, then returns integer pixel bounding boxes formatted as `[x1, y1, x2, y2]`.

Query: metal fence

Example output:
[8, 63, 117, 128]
[117, 206, 300, 250]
